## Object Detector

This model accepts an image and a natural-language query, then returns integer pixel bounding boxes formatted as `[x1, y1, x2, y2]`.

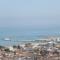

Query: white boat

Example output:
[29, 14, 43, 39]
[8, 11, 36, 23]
[4, 37, 11, 41]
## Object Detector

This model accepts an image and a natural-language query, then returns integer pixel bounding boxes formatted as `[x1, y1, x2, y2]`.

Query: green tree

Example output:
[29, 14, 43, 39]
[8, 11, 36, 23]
[40, 50, 49, 60]
[4, 48, 10, 52]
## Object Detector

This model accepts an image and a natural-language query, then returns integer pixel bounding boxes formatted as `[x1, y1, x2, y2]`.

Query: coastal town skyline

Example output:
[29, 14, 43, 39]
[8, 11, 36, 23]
[0, 0, 60, 60]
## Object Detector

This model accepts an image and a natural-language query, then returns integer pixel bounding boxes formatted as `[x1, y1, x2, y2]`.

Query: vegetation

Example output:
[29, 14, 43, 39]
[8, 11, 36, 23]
[0, 45, 5, 49]
[4, 48, 10, 52]
[40, 50, 49, 60]
[13, 45, 17, 48]
[13, 45, 21, 49]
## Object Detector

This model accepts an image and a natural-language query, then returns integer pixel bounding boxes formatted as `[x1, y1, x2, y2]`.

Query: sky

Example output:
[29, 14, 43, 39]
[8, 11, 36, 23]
[0, 0, 60, 29]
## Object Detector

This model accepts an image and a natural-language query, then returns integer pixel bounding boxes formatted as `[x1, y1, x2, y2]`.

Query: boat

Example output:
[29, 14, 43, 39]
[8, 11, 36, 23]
[4, 37, 11, 41]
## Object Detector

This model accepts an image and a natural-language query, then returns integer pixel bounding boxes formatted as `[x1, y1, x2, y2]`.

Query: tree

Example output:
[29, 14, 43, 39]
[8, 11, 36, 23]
[40, 50, 49, 60]
[17, 45, 21, 49]
[13, 45, 17, 48]
[4, 48, 10, 52]
[0, 45, 5, 49]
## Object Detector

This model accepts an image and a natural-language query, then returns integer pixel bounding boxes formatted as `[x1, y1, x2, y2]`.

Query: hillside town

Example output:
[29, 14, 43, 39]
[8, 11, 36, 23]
[0, 37, 60, 60]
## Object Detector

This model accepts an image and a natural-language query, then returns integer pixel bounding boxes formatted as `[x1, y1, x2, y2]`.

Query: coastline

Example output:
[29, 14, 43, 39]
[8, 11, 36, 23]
[0, 35, 60, 46]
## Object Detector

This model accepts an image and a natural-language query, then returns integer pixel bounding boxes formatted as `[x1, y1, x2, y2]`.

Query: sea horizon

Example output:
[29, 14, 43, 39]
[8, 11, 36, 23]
[0, 27, 60, 46]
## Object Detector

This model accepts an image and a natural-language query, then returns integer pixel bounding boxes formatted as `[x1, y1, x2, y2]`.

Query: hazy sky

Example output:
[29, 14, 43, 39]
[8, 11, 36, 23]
[0, 0, 60, 28]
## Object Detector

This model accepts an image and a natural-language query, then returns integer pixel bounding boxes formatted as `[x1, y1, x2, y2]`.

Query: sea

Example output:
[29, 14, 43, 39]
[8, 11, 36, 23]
[0, 27, 60, 46]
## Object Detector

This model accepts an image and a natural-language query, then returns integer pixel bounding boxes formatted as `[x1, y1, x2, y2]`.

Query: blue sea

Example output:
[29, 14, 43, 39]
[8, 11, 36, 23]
[0, 27, 60, 46]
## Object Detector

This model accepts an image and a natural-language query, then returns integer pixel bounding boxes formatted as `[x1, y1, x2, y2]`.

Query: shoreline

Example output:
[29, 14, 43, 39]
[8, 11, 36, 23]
[0, 36, 60, 46]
